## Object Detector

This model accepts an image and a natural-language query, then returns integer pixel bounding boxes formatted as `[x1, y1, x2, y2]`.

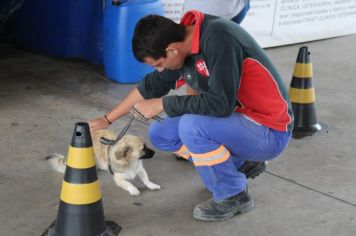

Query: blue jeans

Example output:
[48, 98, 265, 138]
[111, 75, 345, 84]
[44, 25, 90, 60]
[148, 113, 291, 201]
[231, 0, 250, 24]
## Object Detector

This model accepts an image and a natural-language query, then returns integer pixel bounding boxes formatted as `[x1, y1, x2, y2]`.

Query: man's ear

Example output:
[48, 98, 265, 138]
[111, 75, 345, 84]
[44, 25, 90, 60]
[166, 43, 179, 55]
[166, 48, 178, 56]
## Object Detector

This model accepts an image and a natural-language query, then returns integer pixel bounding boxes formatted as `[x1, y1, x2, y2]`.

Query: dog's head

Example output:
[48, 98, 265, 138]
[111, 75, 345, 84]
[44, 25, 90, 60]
[105, 135, 155, 171]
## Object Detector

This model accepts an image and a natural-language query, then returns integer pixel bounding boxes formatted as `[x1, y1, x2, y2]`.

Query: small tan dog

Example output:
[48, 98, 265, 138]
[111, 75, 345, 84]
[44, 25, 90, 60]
[46, 129, 160, 196]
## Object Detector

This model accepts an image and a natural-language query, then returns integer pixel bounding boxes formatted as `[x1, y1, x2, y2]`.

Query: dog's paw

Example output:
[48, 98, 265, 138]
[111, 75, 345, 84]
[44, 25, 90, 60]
[146, 182, 161, 190]
[128, 187, 140, 196]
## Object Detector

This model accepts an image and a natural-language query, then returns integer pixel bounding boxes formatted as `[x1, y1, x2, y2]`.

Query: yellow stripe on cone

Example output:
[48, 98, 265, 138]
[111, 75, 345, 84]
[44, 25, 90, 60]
[66, 146, 96, 169]
[293, 63, 313, 78]
[60, 180, 102, 205]
[289, 88, 315, 104]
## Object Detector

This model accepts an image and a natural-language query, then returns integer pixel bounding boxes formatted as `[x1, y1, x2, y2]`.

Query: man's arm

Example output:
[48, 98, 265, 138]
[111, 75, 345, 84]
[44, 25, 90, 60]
[89, 87, 144, 133]
[89, 69, 180, 132]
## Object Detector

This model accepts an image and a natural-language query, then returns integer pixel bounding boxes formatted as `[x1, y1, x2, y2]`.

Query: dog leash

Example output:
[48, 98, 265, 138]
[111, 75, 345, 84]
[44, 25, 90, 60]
[100, 115, 134, 174]
[100, 107, 164, 174]
[130, 106, 164, 123]
[100, 115, 135, 146]
[100, 108, 164, 145]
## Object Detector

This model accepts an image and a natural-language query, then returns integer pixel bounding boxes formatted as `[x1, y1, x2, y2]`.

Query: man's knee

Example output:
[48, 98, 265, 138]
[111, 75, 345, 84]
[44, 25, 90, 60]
[148, 121, 165, 147]
[178, 114, 204, 143]
[148, 120, 180, 150]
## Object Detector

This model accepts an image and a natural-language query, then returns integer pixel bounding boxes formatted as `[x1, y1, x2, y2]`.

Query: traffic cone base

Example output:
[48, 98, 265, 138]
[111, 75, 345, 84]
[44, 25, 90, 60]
[292, 123, 322, 138]
[42, 219, 121, 236]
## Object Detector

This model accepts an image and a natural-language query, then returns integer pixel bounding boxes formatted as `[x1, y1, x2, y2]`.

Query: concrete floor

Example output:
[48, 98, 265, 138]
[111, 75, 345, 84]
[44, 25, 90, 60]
[0, 34, 356, 236]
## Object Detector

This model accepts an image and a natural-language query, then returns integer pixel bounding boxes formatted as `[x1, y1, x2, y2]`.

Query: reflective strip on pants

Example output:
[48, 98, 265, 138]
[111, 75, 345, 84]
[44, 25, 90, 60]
[174, 145, 191, 159]
[191, 145, 230, 166]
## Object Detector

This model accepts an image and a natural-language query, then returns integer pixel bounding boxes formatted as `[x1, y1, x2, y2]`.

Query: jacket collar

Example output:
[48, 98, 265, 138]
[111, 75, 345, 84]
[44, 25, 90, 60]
[180, 10, 205, 54]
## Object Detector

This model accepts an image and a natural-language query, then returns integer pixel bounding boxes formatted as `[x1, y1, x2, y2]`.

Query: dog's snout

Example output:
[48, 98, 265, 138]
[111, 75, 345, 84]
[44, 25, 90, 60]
[139, 145, 155, 159]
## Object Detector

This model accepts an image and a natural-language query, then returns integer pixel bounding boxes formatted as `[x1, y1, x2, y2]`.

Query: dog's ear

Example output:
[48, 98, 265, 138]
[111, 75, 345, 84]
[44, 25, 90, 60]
[115, 146, 133, 160]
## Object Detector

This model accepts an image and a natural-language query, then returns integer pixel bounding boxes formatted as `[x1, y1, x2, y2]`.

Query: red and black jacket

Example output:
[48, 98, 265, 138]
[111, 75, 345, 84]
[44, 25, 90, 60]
[137, 11, 294, 132]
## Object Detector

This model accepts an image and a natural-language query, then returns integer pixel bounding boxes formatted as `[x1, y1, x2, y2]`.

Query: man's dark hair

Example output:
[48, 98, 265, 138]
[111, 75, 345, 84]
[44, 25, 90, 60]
[132, 15, 185, 62]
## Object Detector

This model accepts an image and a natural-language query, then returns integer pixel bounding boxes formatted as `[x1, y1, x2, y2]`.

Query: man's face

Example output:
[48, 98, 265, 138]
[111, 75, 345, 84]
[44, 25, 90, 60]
[144, 49, 185, 72]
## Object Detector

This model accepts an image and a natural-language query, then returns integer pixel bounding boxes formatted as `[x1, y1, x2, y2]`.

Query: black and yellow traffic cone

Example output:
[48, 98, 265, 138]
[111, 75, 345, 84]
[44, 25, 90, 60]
[289, 46, 322, 138]
[42, 122, 121, 236]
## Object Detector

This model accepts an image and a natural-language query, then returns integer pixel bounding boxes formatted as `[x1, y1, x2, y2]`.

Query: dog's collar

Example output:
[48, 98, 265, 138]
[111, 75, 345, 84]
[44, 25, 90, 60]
[108, 164, 114, 175]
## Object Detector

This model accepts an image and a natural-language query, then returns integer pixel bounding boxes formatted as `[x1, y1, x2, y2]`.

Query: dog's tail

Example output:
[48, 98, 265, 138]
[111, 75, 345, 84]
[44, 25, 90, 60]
[46, 154, 66, 173]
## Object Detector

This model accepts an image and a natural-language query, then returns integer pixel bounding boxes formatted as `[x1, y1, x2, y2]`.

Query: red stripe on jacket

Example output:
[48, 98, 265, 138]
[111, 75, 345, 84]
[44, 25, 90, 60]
[235, 58, 292, 131]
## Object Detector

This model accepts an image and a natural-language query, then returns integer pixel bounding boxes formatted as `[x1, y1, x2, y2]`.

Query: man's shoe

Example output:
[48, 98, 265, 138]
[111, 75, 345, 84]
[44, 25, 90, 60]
[239, 161, 267, 179]
[193, 187, 254, 222]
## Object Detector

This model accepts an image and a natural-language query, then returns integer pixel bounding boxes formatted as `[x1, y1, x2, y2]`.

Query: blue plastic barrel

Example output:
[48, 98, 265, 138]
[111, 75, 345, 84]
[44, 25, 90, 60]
[103, 0, 164, 83]
[15, 0, 103, 64]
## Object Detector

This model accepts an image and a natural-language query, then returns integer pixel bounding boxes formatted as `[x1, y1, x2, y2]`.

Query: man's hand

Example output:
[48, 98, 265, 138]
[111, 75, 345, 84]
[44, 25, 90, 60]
[88, 116, 110, 133]
[133, 98, 163, 119]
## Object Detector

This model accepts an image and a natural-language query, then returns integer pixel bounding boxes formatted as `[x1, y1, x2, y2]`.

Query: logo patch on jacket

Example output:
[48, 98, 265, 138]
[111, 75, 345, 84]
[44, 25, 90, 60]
[195, 59, 210, 77]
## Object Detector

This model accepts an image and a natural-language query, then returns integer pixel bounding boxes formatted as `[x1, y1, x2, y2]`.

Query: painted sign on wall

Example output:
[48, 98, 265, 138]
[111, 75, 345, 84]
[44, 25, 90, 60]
[162, 0, 356, 47]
